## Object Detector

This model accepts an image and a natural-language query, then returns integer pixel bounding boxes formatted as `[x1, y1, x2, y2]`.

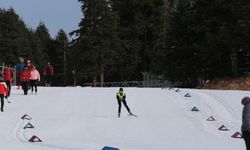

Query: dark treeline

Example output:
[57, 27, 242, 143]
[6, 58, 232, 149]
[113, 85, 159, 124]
[162, 0, 250, 86]
[71, 0, 250, 87]
[1, 0, 250, 87]
[70, 0, 165, 86]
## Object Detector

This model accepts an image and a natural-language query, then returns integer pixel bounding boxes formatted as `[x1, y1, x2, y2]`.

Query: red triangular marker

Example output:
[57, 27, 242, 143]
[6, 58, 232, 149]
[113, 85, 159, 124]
[29, 135, 42, 142]
[21, 114, 32, 120]
[218, 125, 229, 131]
[231, 132, 243, 138]
[207, 116, 216, 121]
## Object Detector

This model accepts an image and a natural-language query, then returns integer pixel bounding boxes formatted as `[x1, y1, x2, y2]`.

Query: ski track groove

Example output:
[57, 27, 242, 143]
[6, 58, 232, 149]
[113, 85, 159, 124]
[6, 87, 244, 150]
[15, 119, 29, 143]
[11, 99, 90, 150]
[168, 89, 241, 137]
[204, 92, 239, 120]
[188, 90, 242, 135]
[188, 91, 218, 118]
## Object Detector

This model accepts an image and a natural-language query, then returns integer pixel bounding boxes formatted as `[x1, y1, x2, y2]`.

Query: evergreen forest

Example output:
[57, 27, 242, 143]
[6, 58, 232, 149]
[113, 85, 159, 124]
[0, 0, 250, 87]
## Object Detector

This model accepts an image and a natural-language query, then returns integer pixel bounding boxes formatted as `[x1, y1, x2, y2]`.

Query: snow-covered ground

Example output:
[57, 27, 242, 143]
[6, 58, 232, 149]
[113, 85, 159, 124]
[0, 86, 247, 150]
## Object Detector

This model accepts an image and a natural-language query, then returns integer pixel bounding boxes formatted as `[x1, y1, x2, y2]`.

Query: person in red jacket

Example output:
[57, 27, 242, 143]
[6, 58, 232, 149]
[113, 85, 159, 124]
[20, 66, 31, 95]
[0, 75, 8, 112]
[4, 65, 13, 97]
[43, 61, 54, 87]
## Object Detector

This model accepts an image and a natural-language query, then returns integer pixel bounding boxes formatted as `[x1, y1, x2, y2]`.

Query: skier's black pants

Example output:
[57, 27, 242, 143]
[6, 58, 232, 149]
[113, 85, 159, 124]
[117, 99, 131, 114]
[0, 94, 4, 111]
[243, 131, 250, 150]
[22, 81, 29, 95]
[30, 80, 38, 93]
[5, 80, 11, 96]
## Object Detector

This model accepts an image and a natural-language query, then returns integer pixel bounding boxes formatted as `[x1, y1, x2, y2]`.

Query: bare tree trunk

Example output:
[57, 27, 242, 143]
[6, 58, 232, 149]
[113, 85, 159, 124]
[100, 64, 104, 87]
[231, 52, 238, 77]
[163, 0, 172, 46]
[64, 40, 67, 86]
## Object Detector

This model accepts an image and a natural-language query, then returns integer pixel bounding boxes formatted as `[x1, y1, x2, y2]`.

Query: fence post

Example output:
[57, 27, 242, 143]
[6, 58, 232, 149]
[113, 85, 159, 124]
[1, 63, 5, 73]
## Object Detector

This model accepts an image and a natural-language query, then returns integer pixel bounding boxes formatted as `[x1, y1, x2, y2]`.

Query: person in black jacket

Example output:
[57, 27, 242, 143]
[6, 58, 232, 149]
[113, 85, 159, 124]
[116, 88, 133, 117]
[242, 96, 250, 150]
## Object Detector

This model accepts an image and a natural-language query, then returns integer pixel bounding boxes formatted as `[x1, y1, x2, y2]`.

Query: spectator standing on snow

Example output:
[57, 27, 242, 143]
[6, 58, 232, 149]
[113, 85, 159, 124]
[43, 61, 54, 87]
[16, 57, 24, 89]
[116, 88, 134, 117]
[20, 66, 31, 95]
[242, 96, 250, 150]
[0, 74, 8, 112]
[29, 66, 40, 94]
[3, 65, 13, 97]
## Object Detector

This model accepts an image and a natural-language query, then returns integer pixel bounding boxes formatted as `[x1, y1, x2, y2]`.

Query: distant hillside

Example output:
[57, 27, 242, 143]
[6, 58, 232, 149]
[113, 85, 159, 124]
[202, 77, 250, 90]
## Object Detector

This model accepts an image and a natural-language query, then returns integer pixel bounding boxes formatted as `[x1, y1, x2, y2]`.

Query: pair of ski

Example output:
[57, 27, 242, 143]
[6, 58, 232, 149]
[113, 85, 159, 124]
[129, 114, 138, 117]
[118, 112, 138, 118]
[118, 114, 138, 118]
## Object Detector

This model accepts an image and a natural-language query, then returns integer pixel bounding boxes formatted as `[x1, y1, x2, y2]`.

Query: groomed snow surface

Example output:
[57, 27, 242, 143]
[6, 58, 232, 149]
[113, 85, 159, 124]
[0, 87, 247, 150]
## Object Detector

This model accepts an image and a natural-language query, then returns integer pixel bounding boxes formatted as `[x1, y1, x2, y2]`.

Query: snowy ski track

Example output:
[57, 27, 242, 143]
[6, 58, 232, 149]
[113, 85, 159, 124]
[0, 86, 246, 150]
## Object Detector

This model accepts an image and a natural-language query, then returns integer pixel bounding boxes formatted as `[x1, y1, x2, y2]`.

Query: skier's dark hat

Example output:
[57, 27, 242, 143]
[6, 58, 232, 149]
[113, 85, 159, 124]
[242, 96, 250, 105]
[119, 88, 123, 91]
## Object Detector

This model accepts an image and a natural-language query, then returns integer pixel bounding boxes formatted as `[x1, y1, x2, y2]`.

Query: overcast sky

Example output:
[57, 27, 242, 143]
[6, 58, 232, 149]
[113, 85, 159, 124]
[0, 0, 82, 38]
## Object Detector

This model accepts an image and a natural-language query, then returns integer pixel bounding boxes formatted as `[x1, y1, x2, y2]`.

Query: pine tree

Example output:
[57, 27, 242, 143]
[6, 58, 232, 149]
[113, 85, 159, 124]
[112, 0, 164, 80]
[51, 29, 68, 85]
[73, 0, 120, 86]
[33, 22, 51, 72]
[0, 8, 33, 65]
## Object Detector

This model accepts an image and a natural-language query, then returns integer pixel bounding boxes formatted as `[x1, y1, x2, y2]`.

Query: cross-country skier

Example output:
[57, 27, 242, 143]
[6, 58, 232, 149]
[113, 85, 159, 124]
[116, 88, 133, 117]
[0, 75, 8, 112]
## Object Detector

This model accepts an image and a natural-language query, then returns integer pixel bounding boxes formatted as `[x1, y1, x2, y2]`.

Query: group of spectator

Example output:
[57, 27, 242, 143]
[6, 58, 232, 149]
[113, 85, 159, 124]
[0, 57, 54, 96]
[0, 57, 54, 111]
[15, 57, 54, 95]
[16, 57, 38, 95]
